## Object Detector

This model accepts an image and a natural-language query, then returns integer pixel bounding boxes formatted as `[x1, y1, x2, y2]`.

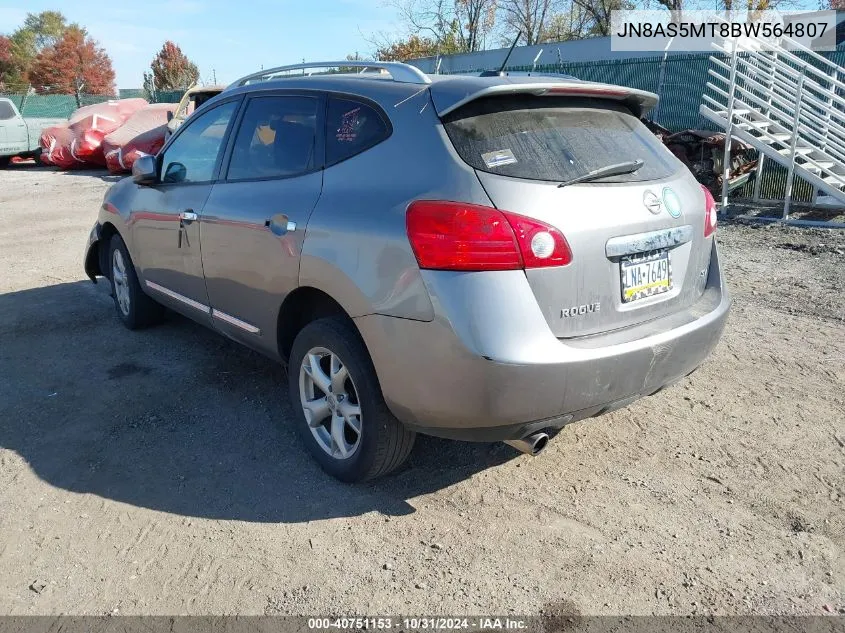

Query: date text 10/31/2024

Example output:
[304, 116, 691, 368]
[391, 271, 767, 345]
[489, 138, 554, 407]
[307, 617, 529, 630]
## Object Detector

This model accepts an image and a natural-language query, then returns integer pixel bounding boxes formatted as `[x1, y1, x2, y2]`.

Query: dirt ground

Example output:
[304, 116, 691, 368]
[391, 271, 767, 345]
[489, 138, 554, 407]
[0, 166, 842, 617]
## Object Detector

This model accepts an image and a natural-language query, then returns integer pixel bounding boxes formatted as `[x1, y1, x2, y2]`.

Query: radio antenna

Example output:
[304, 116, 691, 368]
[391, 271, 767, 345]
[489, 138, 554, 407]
[480, 31, 521, 77]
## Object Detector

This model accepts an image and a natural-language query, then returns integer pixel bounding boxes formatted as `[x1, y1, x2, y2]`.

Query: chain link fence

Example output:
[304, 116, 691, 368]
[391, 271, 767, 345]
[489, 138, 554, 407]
[444, 50, 845, 203]
[0, 89, 186, 119]
[6, 49, 845, 203]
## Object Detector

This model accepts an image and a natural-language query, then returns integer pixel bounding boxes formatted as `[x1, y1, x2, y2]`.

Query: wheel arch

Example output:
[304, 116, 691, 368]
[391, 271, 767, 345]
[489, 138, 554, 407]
[95, 221, 121, 280]
[277, 286, 363, 363]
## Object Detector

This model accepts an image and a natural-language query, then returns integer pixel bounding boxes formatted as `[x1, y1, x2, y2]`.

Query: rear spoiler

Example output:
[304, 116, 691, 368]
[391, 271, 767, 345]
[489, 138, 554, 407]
[433, 81, 659, 118]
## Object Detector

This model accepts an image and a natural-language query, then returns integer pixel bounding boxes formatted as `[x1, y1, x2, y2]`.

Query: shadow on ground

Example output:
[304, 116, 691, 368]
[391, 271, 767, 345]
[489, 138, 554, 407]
[0, 280, 515, 523]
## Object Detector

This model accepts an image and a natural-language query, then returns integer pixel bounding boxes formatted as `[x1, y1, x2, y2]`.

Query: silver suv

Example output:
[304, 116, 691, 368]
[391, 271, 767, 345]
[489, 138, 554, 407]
[83, 61, 730, 482]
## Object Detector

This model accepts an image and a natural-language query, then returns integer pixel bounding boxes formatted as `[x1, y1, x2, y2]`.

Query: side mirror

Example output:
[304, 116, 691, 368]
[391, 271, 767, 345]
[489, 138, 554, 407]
[163, 161, 187, 184]
[132, 155, 157, 185]
[166, 110, 174, 122]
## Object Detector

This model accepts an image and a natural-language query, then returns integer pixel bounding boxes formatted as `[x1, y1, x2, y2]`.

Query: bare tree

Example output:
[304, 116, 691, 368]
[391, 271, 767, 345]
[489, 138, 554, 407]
[569, 0, 632, 36]
[500, 0, 558, 44]
[455, 0, 498, 50]
[392, 0, 497, 52]
[720, 0, 787, 10]
[654, 0, 683, 23]
[540, 2, 593, 41]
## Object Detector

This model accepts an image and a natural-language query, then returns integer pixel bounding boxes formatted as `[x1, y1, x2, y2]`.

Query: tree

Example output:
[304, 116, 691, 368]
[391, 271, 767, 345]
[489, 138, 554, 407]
[540, 4, 594, 41]
[393, 0, 497, 53]
[569, 0, 633, 36]
[500, 0, 558, 45]
[375, 34, 461, 60]
[28, 27, 115, 95]
[0, 36, 12, 88]
[1, 11, 74, 90]
[653, 0, 683, 23]
[338, 52, 373, 73]
[149, 41, 199, 91]
[7, 29, 36, 86]
[142, 71, 156, 100]
[454, 0, 498, 51]
[721, 0, 780, 10]
[21, 11, 68, 51]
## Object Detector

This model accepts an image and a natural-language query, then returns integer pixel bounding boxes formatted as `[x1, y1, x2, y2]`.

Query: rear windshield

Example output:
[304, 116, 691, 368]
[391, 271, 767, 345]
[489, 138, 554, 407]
[443, 96, 677, 184]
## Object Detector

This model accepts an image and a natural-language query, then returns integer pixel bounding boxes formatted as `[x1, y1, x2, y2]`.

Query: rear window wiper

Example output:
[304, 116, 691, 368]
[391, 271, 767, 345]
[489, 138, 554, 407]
[557, 159, 644, 188]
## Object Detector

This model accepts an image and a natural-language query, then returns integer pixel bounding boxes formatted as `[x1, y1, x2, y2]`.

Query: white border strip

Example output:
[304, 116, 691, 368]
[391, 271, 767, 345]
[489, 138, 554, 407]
[211, 309, 261, 335]
[145, 280, 210, 313]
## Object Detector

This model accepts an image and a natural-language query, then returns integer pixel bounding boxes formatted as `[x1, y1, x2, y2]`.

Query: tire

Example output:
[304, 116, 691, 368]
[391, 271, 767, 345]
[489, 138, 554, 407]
[288, 317, 415, 482]
[108, 234, 164, 330]
[0, 157, 10, 169]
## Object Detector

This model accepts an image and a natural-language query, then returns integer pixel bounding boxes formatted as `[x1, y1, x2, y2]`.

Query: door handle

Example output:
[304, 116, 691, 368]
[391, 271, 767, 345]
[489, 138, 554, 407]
[265, 215, 297, 235]
[179, 210, 198, 222]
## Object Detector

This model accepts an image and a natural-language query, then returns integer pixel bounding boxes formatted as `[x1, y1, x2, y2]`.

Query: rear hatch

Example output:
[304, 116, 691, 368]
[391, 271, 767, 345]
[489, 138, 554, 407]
[438, 85, 713, 338]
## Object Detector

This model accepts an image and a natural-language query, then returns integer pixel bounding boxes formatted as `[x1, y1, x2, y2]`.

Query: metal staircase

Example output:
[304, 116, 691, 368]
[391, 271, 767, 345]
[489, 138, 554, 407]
[699, 28, 845, 222]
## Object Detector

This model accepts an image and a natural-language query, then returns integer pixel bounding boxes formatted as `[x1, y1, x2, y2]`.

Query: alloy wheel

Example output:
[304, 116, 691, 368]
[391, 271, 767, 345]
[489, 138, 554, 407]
[112, 249, 131, 317]
[298, 346, 363, 459]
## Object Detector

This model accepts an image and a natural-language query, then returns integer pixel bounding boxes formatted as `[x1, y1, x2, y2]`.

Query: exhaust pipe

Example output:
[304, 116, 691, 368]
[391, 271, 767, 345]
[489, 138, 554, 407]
[504, 431, 549, 456]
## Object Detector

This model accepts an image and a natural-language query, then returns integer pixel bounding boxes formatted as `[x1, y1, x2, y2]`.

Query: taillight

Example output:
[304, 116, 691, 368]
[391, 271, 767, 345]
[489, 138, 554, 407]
[500, 210, 572, 268]
[406, 200, 572, 271]
[702, 185, 717, 238]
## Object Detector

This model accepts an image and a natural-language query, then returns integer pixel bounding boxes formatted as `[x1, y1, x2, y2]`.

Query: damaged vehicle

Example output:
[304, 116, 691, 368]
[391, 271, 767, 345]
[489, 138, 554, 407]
[164, 83, 225, 140]
[0, 97, 65, 167]
[83, 62, 730, 482]
[644, 120, 758, 194]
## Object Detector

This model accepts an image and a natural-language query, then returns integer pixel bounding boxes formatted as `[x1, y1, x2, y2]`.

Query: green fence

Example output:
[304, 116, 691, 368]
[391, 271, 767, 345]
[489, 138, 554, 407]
[0, 93, 113, 118]
[0, 89, 185, 119]
[5, 50, 845, 203]
[456, 50, 845, 131]
[118, 88, 185, 103]
[455, 50, 845, 203]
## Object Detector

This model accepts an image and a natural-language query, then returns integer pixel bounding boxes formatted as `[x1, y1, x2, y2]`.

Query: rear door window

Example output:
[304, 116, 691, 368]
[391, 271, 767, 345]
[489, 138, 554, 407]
[325, 97, 390, 165]
[443, 96, 677, 184]
[227, 95, 319, 181]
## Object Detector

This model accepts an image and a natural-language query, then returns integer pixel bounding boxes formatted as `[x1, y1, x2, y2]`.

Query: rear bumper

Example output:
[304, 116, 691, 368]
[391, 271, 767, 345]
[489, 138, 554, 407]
[355, 241, 730, 442]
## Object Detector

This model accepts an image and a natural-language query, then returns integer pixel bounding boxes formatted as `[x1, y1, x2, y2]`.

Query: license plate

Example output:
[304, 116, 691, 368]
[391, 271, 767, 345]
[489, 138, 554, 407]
[620, 249, 671, 303]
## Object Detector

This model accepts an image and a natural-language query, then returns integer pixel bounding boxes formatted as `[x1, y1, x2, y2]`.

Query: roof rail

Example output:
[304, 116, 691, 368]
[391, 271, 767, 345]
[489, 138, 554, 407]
[230, 61, 431, 88]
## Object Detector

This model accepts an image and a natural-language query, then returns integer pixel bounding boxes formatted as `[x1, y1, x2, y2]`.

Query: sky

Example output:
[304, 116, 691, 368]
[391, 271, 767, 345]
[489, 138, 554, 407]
[0, 0, 401, 88]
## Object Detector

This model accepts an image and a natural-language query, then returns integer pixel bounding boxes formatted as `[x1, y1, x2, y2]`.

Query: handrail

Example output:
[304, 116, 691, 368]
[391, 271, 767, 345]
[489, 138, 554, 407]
[708, 10, 842, 75]
[708, 75, 845, 159]
[702, 102, 845, 193]
[733, 56, 845, 146]
[735, 113, 845, 180]
[716, 38, 845, 96]
[701, 104, 845, 194]
[708, 52, 841, 118]
[770, 25, 842, 74]
[709, 48, 845, 151]
[701, 22, 845, 219]
[735, 51, 845, 111]
[229, 61, 431, 88]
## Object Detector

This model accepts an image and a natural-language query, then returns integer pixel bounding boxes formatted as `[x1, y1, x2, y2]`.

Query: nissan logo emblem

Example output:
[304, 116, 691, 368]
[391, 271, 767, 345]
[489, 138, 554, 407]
[644, 190, 662, 214]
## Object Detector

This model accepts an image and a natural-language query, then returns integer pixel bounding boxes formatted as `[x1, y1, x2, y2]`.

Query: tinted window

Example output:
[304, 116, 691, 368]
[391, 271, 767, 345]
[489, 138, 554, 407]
[326, 98, 389, 165]
[0, 101, 17, 120]
[161, 100, 238, 184]
[443, 96, 677, 184]
[228, 95, 318, 181]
